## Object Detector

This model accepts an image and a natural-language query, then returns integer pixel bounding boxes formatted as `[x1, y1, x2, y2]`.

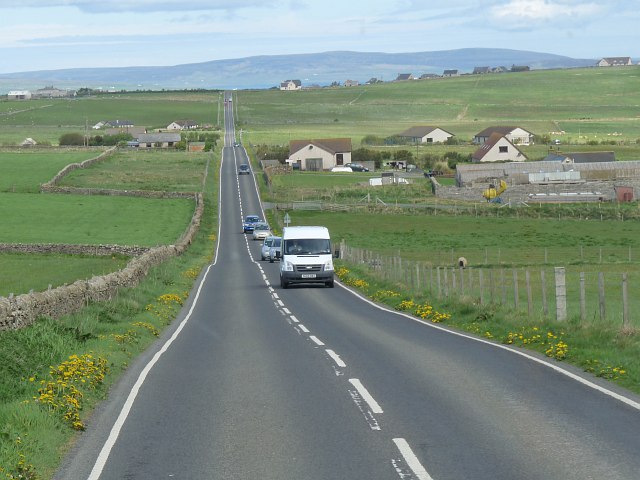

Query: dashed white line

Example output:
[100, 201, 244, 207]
[309, 335, 325, 346]
[272, 292, 279, 299]
[298, 324, 309, 333]
[277, 300, 284, 307]
[349, 378, 383, 414]
[393, 438, 433, 480]
[326, 349, 346, 368]
[290, 315, 299, 323]
[282, 307, 291, 315]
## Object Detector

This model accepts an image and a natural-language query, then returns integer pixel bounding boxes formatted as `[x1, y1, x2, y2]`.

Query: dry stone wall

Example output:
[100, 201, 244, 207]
[0, 142, 206, 330]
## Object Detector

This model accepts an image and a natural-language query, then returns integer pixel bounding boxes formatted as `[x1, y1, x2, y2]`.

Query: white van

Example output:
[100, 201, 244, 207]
[279, 226, 335, 288]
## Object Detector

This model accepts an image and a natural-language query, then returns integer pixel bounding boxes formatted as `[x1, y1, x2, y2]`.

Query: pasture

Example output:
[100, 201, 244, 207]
[235, 66, 640, 148]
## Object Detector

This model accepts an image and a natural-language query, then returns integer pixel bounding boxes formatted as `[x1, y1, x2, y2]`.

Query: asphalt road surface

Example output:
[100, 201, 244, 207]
[54, 93, 640, 480]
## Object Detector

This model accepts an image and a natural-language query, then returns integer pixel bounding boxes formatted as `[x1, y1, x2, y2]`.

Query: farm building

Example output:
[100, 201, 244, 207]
[443, 70, 459, 77]
[542, 151, 616, 164]
[135, 133, 181, 149]
[287, 138, 352, 171]
[456, 160, 640, 187]
[398, 126, 454, 144]
[7, 90, 32, 100]
[473, 126, 534, 145]
[395, 73, 414, 81]
[472, 133, 527, 163]
[33, 86, 74, 98]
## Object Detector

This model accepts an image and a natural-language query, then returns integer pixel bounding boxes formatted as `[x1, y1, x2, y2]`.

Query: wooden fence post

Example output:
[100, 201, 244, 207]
[479, 269, 484, 305]
[460, 267, 465, 297]
[622, 273, 629, 330]
[443, 268, 449, 298]
[598, 272, 606, 322]
[437, 267, 442, 299]
[555, 267, 567, 322]
[541, 270, 548, 318]
[501, 269, 506, 305]
[513, 269, 519, 309]
[580, 272, 586, 323]
[526, 270, 532, 317]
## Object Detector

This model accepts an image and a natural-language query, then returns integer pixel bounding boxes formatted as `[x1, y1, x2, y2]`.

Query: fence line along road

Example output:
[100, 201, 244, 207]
[339, 241, 638, 329]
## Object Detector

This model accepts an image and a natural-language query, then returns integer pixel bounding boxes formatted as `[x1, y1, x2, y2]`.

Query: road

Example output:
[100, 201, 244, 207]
[54, 93, 640, 480]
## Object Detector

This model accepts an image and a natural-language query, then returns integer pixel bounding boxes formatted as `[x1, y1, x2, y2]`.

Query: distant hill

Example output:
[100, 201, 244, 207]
[0, 48, 596, 93]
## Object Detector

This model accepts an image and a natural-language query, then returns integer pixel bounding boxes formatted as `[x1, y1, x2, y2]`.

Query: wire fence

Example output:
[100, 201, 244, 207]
[339, 241, 639, 329]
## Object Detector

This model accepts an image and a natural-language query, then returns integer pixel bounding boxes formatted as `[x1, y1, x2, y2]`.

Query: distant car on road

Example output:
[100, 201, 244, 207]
[233, 141, 241, 147]
[252, 223, 272, 241]
[261, 236, 281, 261]
[238, 164, 250, 175]
[268, 237, 282, 263]
[344, 163, 369, 172]
[242, 215, 262, 233]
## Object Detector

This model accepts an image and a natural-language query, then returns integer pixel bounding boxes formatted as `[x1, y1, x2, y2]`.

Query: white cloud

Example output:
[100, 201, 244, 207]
[491, 0, 600, 21]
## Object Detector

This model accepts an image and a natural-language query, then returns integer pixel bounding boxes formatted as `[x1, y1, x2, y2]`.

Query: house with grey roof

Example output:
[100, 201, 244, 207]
[287, 138, 352, 171]
[443, 70, 459, 77]
[398, 126, 454, 144]
[597, 57, 633, 67]
[280, 80, 302, 91]
[473, 126, 534, 145]
[543, 151, 616, 163]
[395, 73, 414, 81]
[135, 133, 181, 149]
[167, 119, 199, 130]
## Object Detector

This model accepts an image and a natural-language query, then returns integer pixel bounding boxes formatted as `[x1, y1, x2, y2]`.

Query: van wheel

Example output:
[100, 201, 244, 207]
[280, 277, 288, 289]
[326, 280, 334, 288]
[269, 257, 274, 263]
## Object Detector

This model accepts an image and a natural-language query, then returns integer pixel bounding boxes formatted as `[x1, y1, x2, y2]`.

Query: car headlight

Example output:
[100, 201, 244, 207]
[282, 261, 294, 272]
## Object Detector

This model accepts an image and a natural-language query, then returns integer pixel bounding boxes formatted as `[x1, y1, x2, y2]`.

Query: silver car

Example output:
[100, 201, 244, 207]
[252, 223, 272, 241]
[260, 236, 280, 260]
[268, 237, 282, 262]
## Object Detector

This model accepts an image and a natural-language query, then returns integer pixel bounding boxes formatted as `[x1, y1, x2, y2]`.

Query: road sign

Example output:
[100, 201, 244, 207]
[283, 213, 291, 226]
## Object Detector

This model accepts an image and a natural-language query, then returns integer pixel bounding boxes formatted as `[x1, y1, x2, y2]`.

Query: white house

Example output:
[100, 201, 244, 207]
[473, 126, 534, 145]
[280, 80, 302, 91]
[167, 119, 199, 130]
[7, 90, 32, 100]
[597, 57, 633, 67]
[472, 133, 526, 163]
[135, 133, 181, 149]
[398, 126, 454, 144]
[288, 138, 352, 171]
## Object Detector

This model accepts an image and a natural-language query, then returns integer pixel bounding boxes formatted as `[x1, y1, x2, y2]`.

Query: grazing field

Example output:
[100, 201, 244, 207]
[59, 149, 208, 192]
[0, 149, 105, 192]
[0, 91, 222, 145]
[235, 66, 640, 149]
[0, 253, 129, 296]
[0, 192, 193, 245]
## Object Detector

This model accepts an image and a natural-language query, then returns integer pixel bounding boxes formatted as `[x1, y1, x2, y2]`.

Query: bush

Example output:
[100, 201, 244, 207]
[58, 133, 85, 146]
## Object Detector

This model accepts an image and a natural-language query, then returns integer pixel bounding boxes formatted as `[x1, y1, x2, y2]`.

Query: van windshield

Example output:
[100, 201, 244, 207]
[284, 238, 331, 255]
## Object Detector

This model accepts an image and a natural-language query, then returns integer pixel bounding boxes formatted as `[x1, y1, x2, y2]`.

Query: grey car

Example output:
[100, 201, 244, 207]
[260, 236, 280, 260]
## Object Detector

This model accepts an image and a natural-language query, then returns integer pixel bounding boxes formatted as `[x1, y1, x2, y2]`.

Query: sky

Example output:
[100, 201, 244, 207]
[0, 0, 638, 74]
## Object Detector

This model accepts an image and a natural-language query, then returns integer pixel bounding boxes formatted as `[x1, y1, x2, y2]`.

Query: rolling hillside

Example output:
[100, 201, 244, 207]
[0, 48, 596, 92]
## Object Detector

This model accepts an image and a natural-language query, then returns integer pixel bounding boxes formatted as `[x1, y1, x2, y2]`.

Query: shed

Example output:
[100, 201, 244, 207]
[614, 185, 634, 202]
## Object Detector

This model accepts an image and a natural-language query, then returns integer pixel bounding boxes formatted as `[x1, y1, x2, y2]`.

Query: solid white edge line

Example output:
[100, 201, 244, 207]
[393, 438, 433, 480]
[349, 378, 383, 414]
[310, 335, 325, 346]
[88, 143, 226, 480]
[326, 349, 346, 368]
[337, 281, 640, 411]
[298, 324, 309, 333]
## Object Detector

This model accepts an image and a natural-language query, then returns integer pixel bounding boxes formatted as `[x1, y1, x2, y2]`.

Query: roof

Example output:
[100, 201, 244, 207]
[395, 73, 413, 81]
[137, 133, 181, 143]
[545, 151, 616, 163]
[600, 57, 632, 65]
[473, 67, 490, 74]
[289, 138, 352, 155]
[106, 119, 134, 127]
[282, 226, 330, 240]
[399, 126, 453, 138]
[443, 69, 458, 75]
[474, 126, 532, 138]
[172, 119, 198, 127]
[472, 133, 523, 161]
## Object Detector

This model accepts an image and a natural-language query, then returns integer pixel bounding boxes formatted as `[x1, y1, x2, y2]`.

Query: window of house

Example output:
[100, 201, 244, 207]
[336, 153, 344, 165]
[499, 146, 508, 153]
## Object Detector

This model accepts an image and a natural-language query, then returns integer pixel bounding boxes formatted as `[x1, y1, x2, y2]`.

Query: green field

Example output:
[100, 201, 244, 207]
[0, 192, 193, 245]
[0, 253, 129, 296]
[235, 66, 640, 148]
[0, 91, 223, 145]
[0, 149, 105, 192]
[59, 149, 208, 192]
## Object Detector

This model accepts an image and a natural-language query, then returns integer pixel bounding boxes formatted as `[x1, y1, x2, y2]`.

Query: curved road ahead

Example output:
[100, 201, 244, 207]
[55, 93, 640, 480]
